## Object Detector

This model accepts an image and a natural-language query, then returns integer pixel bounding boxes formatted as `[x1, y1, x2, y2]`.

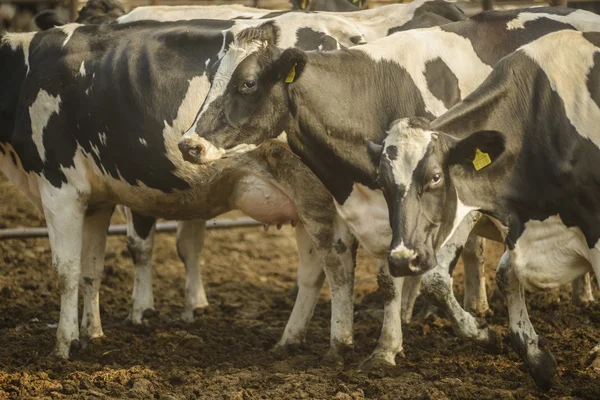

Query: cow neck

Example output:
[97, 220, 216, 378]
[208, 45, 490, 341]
[283, 50, 419, 205]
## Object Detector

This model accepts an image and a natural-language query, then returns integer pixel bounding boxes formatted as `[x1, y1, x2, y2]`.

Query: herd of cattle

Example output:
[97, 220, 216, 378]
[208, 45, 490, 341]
[1, 0, 599, 390]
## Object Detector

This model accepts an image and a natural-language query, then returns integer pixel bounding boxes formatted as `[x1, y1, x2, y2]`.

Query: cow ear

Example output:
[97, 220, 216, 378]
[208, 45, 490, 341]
[236, 21, 280, 48]
[276, 48, 308, 84]
[447, 130, 506, 171]
[366, 140, 384, 165]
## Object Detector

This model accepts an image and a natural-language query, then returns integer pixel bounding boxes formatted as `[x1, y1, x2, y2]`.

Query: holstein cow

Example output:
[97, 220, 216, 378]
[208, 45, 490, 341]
[375, 29, 600, 389]
[179, 7, 600, 369]
[0, 12, 371, 359]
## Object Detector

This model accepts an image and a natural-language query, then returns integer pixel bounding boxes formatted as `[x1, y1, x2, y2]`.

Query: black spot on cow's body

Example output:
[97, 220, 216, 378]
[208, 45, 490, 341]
[295, 28, 338, 51]
[587, 52, 600, 109]
[388, 12, 454, 35]
[424, 58, 460, 110]
[442, 8, 577, 66]
[260, 11, 289, 19]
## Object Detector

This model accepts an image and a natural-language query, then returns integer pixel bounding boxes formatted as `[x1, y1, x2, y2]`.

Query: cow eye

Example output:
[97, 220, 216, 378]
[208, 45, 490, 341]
[243, 80, 256, 89]
[431, 173, 442, 185]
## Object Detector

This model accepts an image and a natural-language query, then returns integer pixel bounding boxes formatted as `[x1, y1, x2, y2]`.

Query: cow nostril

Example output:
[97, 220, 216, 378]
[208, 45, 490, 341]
[412, 254, 421, 267]
[179, 140, 205, 163]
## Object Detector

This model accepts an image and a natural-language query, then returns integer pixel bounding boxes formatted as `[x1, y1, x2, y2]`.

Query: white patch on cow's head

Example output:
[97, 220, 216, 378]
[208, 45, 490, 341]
[58, 23, 83, 47]
[79, 61, 86, 77]
[184, 39, 263, 138]
[520, 30, 600, 149]
[384, 119, 434, 198]
[29, 89, 62, 163]
[139, 138, 148, 147]
[506, 10, 600, 32]
[1, 31, 36, 73]
[98, 132, 107, 146]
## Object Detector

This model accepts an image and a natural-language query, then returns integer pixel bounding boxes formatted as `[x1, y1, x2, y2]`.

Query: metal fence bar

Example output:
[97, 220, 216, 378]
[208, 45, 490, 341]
[0, 217, 262, 240]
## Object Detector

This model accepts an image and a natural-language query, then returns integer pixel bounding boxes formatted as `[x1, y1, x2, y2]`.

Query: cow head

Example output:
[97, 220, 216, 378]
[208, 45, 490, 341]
[179, 21, 308, 164]
[369, 118, 506, 277]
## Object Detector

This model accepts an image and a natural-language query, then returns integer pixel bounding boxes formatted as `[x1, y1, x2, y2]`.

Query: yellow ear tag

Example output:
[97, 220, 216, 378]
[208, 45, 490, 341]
[472, 148, 491, 171]
[285, 64, 297, 84]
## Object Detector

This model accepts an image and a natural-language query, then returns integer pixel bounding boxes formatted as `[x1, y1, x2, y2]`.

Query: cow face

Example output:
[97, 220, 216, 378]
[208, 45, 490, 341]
[371, 118, 505, 277]
[179, 21, 308, 164]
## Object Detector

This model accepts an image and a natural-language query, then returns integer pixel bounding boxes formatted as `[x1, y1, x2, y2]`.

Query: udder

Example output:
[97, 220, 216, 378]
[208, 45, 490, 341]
[512, 216, 592, 291]
[232, 175, 298, 228]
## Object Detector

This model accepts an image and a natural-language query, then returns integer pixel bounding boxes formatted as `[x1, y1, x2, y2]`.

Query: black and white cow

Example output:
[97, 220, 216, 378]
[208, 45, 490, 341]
[0, 12, 373, 360]
[179, 7, 600, 369]
[375, 29, 600, 389]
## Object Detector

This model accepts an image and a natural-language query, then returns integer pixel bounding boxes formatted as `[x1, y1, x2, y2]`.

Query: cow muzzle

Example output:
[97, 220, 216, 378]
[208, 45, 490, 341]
[387, 244, 433, 277]
[178, 136, 225, 164]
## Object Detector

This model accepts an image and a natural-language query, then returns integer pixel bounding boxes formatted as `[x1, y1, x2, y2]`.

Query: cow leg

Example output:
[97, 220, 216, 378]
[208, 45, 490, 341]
[126, 210, 157, 325]
[571, 273, 595, 306]
[321, 218, 357, 364]
[420, 216, 496, 350]
[177, 219, 209, 322]
[274, 222, 326, 352]
[40, 186, 86, 359]
[360, 260, 404, 370]
[496, 251, 556, 391]
[462, 234, 490, 316]
[401, 275, 421, 324]
[80, 206, 114, 345]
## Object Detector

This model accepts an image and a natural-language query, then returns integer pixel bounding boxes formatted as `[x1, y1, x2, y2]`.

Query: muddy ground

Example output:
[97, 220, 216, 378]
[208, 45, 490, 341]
[0, 171, 599, 400]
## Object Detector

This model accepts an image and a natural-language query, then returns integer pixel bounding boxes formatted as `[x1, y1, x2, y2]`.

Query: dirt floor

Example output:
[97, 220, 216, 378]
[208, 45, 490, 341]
[0, 171, 599, 400]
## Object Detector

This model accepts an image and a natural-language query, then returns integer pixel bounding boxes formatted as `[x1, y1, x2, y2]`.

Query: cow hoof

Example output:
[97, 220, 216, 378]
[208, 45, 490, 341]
[323, 341, 354, 366]
[54, 339, 78, 360]
[142, 308, 159, 320]
[80, 334, 104, 351]
[480, 326, 502, 354]
[359, 353, 397, 376]
[270, 342, 307, 359]
[528, 350, 557, 392]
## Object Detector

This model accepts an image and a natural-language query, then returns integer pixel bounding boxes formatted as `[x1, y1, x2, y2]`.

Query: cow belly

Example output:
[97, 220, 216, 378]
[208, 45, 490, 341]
[334, 183, 391, 257]
[232, 175, 298, 224]
[512, 215, 592, 292]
